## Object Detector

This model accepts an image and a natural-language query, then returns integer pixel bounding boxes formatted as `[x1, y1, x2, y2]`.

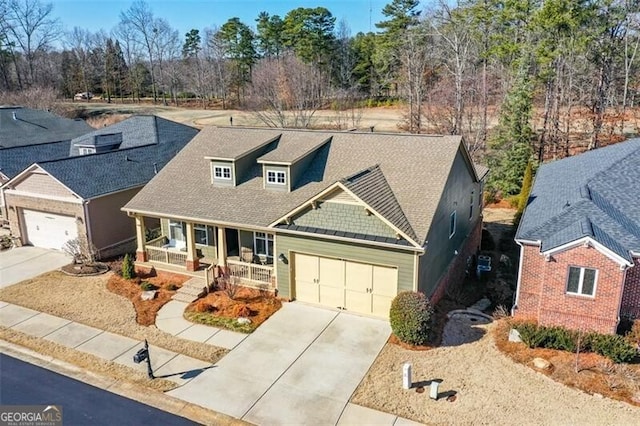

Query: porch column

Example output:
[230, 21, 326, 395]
[217, 226, 227, 268]
[135, 216, 147, 262]
[185, 222, 199, 271]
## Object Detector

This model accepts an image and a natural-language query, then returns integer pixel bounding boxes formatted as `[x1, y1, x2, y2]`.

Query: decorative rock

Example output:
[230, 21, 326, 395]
[509, 328, 522, 343]
[141, 290, 157, 301]
[533, 357, 551, 370]
[237, 317, 252, 325]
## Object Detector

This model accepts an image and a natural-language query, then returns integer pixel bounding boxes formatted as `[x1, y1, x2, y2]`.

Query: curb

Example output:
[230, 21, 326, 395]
[0, 339, 248, 426]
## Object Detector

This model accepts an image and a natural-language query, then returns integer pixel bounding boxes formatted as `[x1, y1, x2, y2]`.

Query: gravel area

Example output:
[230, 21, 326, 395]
[352, 317, 640, 425]
[0, 271, 227, 363]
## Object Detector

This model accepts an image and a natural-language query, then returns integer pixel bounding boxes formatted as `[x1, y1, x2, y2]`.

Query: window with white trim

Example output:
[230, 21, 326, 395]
[266, 170, 286, 185]
[449, 210, 457, 238]
[194, 224, 211, 245]
[254, 232, 274, 259]
[78, 147, 95, 155]
[566, 266, 597, 296]
[169, 220, 185, 242]
[213, 165, 232, 180]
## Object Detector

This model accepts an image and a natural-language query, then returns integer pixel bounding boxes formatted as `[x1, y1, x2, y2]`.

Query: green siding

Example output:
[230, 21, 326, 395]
[275, 233, 416, 299]
[418, 148, 481, 295]
[290, 150, 317, 189]
[236, 142, 275, 183]
[292, 202, 397, 239]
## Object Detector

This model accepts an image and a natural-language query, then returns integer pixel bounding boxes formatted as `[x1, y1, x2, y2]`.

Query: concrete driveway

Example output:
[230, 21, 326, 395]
[168, 303, 391, 425]
[0, 247, 71, 289]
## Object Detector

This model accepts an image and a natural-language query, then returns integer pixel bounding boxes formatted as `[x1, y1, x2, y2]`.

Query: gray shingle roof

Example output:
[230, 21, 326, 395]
[124, 127, 472, 245]
[517, 138, 640, 260]
[0, 140, 70, 180]
[258, 132, 331, 164]
[198, 127, 282, 160]
[0, 107, 92, 148]
[340, 164, 417, 241]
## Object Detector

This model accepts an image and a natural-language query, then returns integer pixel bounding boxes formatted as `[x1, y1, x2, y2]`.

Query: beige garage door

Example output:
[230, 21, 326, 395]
[293, 253, 398, 318]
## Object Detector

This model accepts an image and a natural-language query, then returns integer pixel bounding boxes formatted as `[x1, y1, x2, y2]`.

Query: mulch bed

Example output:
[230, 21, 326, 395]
[185, 286, 282, 333]
[106, 269, 188, 326]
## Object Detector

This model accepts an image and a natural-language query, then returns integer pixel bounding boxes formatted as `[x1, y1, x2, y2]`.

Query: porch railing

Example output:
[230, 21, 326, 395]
[146, 245, 187, 266]
[146, 235, 167, 247]
[226, 259, 273, 285]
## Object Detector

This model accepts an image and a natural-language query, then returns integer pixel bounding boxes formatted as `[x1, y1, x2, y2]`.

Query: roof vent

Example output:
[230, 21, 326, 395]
[153, 162, 158, 174]
[563, 200, 571, 209]
[12, 111, 17, 120]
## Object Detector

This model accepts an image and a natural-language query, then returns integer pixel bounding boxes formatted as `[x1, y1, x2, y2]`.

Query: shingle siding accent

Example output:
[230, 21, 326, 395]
[515, 244, 626, 334]
[621, 257, 640, 320]
[291, 202, 397, 239]
[13, 172, 76, 198]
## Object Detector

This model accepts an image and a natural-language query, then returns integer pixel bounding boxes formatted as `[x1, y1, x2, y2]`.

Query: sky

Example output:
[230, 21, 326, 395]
[52, 0, 396, 40]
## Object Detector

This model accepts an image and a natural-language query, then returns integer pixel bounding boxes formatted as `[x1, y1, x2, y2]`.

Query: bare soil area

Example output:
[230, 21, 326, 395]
[0, 271, 227, 363]
[352, 319, 640, 425]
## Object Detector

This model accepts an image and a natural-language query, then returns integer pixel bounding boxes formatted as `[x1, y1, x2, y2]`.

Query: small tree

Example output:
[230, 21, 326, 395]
[513, 160, 534, 226]
[389, 291, 433, 345]
[62, 238, 97, 264]
[122, 253, 136, 280]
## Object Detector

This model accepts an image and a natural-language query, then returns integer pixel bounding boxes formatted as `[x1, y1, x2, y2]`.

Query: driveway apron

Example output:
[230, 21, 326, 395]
[168, 303, 390, 424]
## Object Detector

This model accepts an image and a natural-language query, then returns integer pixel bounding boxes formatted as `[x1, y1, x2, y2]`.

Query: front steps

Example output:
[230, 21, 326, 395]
[172, 277, 207, 303]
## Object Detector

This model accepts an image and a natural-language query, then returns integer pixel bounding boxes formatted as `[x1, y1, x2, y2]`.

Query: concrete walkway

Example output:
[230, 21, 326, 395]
[168, 303, 422, 425]
[0, 302, 212, 386]
[156, 300, 247, 350]
[0, 246, 71, 289]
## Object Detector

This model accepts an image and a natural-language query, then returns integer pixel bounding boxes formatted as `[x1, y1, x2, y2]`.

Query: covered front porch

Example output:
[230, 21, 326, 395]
[133, 215, 276, 290]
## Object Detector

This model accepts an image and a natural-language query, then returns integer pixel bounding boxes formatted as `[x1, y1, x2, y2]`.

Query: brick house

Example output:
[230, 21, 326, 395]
[123, 127, 488, 319]
[513, 139, 640, 334]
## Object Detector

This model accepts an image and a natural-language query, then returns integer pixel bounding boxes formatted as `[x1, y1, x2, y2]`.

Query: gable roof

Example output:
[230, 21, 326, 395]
[124, 127, 478, 246]
[0, 106, 92, 148]
[69, 115, 197, 156]
[0, 140, 70, 180]
[517, 138, 640, 261]
[6, 116, 199, 199]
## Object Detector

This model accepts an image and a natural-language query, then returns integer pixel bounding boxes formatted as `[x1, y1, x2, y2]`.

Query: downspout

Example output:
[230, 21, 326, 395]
[615, 261, 631, 333]
[512, 240, 526, 316]
[83, 199, 94, 258]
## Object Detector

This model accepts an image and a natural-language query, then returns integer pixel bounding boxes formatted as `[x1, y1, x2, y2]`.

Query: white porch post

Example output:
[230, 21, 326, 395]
[217, 226, 227, 266]
[135, 216, 147, 262]
[185, 222, 199, 271]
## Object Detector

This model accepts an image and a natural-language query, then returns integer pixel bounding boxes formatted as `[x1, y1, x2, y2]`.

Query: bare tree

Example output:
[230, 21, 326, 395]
[250, 54, 329, 128]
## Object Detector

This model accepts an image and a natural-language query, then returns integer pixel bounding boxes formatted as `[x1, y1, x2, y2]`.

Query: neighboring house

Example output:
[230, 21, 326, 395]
[3, 115, 198, 258]
[0, 106, 93, 217]
[513, 139, 640, 334]
[123, 127, 488, 319]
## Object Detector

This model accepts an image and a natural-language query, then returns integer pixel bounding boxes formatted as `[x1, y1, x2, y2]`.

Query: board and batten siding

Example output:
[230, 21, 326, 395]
[275, 233, 416, 299]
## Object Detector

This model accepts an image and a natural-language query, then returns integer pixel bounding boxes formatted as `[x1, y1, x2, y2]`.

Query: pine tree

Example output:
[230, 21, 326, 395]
[122, 253, 136, 280]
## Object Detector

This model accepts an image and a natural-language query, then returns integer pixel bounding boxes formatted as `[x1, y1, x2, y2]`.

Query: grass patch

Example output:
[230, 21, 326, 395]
[185, 311, 255, 333]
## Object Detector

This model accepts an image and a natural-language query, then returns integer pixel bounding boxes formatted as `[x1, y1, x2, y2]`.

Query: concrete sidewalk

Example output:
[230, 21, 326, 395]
[0, 302, 212, 386]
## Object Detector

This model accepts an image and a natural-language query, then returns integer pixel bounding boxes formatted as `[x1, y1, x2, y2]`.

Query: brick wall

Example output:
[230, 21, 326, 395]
[514, 243, 626, 334]
[620, 257, 640, 320]
[430, 216, 483, 305]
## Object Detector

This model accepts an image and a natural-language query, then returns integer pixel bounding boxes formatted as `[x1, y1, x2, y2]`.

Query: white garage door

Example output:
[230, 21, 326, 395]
[22, 209, 78, 250]
[294, 253, 398, 318]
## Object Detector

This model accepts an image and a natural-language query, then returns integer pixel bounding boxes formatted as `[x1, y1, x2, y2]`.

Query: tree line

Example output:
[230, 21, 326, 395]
[1, 0, 639, 197]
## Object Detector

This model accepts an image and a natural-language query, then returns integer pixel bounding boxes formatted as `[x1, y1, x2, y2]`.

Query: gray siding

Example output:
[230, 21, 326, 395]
[290, 151, 316, 189]
[275, 233, 416, 299]
[235, 142, 274, 183]
[264, 164, 289, 192]
[418, 148, 481, 295]
[210, 160, 234, 187]
[292, 201, 397, 239]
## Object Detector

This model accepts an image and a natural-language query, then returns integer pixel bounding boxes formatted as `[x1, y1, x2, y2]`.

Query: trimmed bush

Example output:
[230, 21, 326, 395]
[122, 253, 136, 280]
[513, 322, 637, 363]
[140, 281, 157, 291]
[389, 291, 433, 346]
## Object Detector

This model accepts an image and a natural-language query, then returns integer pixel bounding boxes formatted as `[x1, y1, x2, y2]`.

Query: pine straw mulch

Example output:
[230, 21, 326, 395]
[493, 320, 640, 407]
[106, 269, 187, 326]
[0, 271, 227, 363]
[185, 286, 282, 333]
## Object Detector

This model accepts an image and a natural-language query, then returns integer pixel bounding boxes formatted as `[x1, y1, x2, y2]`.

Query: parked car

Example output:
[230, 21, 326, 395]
[74, 92, 93, 100]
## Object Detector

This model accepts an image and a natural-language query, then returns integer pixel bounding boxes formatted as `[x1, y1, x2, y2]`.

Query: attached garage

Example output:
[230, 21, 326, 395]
[293, 253, 398, 318]
[22, 209, 78, 250]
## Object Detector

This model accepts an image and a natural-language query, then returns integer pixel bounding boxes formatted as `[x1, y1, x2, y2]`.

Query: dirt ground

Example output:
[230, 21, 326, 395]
[0, 271, 227, 363]
[352, 318, 640, 425]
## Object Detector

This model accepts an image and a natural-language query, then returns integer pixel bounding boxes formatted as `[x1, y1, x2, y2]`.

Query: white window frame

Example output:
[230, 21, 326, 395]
[266, 170, 287, 185]
[449, 210, 457, 238]
[566, 266, 598, 297]
[253, 231, 274, 259]
[78, 147, 95, 155]
[194, 223, 211, 246]
[169, 220, 185, 242]
[213, 165, 232, 180]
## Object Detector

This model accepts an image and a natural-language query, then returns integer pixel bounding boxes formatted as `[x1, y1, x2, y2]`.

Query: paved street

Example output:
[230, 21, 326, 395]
[0, 354, 197, 426]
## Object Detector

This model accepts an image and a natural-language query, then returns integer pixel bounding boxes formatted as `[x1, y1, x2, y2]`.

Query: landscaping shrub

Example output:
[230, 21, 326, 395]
[122, 253, 136, 280]
[513, 322, 637, 363]
[389, 291, 433, 346]
[165, 283, 179, 291]
[140, 281, 157, 291]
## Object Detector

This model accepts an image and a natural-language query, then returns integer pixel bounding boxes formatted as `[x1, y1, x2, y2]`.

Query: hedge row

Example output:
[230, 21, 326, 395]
[513, 322, 637, 363]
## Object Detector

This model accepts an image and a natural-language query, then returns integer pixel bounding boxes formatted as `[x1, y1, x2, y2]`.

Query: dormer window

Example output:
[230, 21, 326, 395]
[267, 170, 286, 185]
[78, 147, 95, 155]
[214, 165, 232, 180]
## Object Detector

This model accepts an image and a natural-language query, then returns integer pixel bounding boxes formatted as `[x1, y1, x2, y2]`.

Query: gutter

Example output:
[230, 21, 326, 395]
[512, 239, 541, 316]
